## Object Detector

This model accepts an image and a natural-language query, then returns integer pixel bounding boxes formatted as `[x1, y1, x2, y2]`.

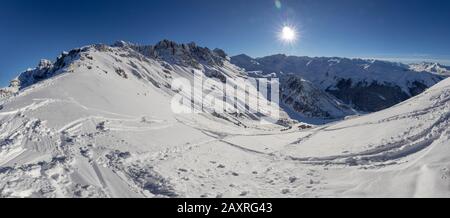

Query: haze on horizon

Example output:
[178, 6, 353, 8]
[1, 0, 450, 86]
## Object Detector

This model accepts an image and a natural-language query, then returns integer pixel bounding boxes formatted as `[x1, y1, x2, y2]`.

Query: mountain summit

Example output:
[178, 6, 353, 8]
[409, 62, 450, 76]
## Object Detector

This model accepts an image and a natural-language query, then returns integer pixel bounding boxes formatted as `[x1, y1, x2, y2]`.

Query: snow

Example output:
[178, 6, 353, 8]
[231, 54, 444, 95]
[409, 62, 450, 77]
[280, 76, 358, 120]
[0, 41, 450, 198]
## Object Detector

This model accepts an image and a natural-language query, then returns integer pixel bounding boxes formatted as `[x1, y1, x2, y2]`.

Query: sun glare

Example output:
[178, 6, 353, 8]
[279, 26, 297, 43]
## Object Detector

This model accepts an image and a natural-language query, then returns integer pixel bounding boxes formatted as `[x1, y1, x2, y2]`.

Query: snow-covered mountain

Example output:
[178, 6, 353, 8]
[231, 54, 444, 112]
[0, 40, 293, 198]
[1, 40, 450, 198]
[244, 71, 357, 120]
[280, 76, 356, 119]
[409, 62, 450, 76]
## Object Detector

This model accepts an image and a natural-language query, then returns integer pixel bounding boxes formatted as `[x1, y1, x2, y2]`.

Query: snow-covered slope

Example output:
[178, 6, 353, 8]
[278, 77, 450, 197]
[231, 54, 444, 112]
[0, 41, 294, 197]
[409, 62, 450, 76]
[1, 41, 449, 198]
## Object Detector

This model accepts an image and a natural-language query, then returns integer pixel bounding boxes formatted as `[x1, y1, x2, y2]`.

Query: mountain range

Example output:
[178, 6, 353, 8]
[0, 40, 449, 197]
[231, 54, 446, 113]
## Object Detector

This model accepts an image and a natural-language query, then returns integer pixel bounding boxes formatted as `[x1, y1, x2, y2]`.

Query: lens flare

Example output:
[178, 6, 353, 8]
[275, 0, 282, 9]
[279, 25, 297, 43]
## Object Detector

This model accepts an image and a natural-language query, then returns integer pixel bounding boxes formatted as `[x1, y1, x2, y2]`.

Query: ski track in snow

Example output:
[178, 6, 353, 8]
[1, 90, 448, 197]
[285, 104, 450, 165]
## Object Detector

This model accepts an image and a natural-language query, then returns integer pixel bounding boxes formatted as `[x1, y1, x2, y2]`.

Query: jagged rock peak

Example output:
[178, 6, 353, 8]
[112, 39, 228, 68]
[37, 59, 53, 70]
[9, 48, 83, 91]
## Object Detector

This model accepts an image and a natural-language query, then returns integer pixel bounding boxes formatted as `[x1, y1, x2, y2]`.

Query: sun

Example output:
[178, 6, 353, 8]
[282, 26, 295, 41]
[279, 25, 298, 43]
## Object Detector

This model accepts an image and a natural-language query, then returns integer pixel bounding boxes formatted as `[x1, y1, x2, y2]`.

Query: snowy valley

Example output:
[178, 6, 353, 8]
[0, 40, 450, 198]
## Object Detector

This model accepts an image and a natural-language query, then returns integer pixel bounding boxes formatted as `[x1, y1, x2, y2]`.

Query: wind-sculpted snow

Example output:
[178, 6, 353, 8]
[0, 41, 450, 197]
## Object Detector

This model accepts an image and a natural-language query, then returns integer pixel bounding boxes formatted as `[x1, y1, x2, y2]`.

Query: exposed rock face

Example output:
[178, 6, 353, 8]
[327, 79, 411, 112]
[0, 77, 19, 100]
[0, 89, 13, 100]
[281, 76, 356, 118]
[213, 48, 227, 59]
[231, 54, 444, 112]
[115, 40, 227, 69]
[327, 78, 440, 112]
[15, 49, 84, 91]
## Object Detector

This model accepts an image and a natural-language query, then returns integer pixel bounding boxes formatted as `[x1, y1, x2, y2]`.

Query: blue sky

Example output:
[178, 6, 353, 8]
[1, 0, 450, 86]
